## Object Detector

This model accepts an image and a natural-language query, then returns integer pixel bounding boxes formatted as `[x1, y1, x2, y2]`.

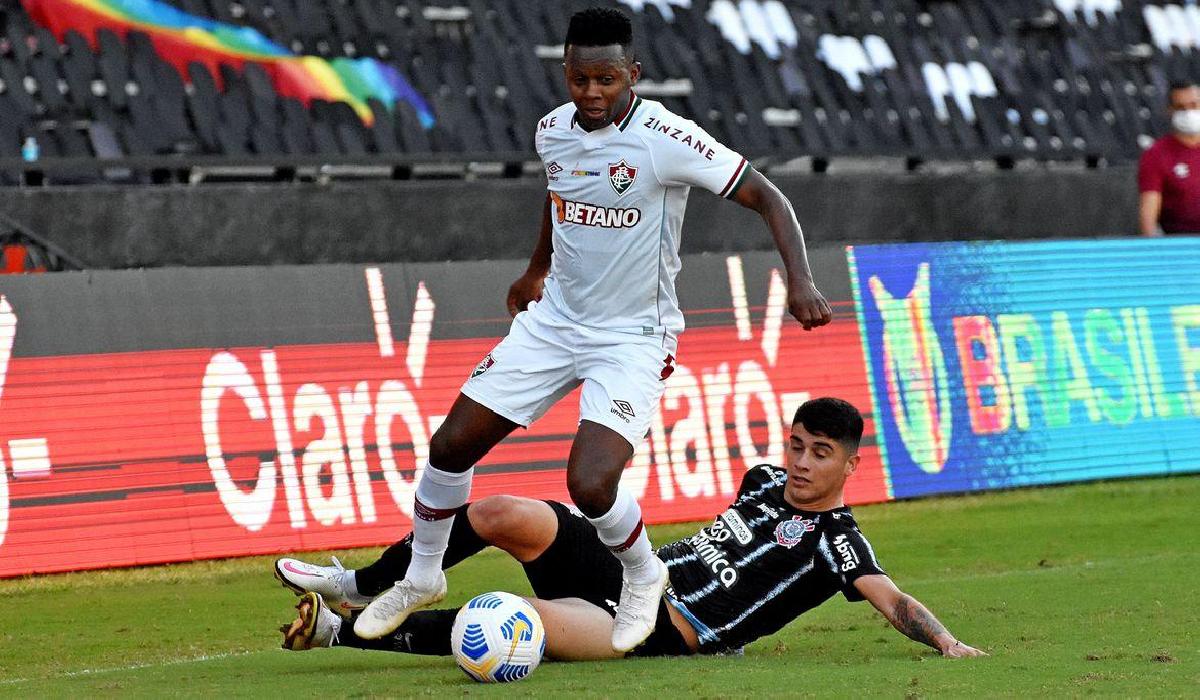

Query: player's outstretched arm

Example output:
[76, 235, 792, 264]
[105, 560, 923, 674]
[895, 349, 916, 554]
[730, 169, 832, 330]
[854, 574, 986, 658]
[507, 193, 554, 316]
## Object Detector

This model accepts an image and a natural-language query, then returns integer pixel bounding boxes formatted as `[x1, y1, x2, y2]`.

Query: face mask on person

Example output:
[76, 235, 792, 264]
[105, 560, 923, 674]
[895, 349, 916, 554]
[1172, 109, 1200, 135]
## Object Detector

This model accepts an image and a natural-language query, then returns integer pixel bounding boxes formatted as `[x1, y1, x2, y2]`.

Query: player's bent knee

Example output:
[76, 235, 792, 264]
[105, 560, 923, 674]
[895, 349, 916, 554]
[566, 473, 615, 518]
[466, 495, 523, 539]
[467, 496, 556, 559]
[427, 425, 474, 472]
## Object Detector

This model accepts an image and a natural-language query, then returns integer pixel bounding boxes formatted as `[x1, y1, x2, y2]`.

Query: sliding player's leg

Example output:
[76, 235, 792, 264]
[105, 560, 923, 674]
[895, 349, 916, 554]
[282, 590, 621, 662]
[281, 498, 690, 659]
[274, 503, 487, 618]
[275, 495, 561, 618]
[283, 499, 591, 657]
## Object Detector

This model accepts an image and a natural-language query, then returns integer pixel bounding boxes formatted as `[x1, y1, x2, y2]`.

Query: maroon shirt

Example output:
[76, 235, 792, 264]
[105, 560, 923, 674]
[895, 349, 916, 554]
[1138, 134, 1200, 234]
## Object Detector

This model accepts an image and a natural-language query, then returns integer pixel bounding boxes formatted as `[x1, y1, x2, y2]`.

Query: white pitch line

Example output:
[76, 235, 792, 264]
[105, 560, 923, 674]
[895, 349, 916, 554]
[0, 649, 261, 686]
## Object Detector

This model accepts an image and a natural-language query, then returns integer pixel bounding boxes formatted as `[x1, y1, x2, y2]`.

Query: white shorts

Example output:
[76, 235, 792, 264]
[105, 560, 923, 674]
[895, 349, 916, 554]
[460, 302, 678, 447]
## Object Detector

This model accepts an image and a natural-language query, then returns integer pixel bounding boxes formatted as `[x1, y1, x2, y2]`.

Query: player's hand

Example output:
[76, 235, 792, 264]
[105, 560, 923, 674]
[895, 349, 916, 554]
[507, 272, 545, 317]
[787, 279, 832, 330]
[940, 640, 987, 658]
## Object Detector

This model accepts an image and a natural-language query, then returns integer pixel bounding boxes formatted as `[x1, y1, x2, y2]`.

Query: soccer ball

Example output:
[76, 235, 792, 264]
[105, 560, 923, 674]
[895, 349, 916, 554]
[450, 591, 546, 683]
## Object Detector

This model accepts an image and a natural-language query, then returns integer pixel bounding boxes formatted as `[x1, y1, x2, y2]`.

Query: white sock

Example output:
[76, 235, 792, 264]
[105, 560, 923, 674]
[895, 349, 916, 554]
[587, 488, 658, 585]
[405, 463, 474, 590]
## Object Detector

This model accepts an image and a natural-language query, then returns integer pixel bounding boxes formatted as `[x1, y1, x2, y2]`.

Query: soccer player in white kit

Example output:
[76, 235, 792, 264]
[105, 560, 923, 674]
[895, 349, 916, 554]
[276, 6, 832, 653]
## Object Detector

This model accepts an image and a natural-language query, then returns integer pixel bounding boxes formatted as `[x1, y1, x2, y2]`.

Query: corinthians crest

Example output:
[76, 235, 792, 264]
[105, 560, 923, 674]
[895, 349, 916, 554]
[608, 159, 637, 196]
[774, 516, 816, 548]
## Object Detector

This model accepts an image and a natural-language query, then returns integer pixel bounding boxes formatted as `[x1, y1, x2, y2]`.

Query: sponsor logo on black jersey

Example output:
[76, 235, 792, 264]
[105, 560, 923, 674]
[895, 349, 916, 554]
[774, 515, 816, 548]
[688, 528, 739, 588]
[756, 502, 780, 519]
[608, 159, 638, 196]
[832, 533, 861, 572]
[720, 509, 754, 545]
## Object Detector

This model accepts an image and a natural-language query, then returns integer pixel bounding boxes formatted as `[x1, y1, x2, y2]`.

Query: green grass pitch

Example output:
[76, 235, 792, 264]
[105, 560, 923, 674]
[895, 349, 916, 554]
[1, 476, 1197, 697]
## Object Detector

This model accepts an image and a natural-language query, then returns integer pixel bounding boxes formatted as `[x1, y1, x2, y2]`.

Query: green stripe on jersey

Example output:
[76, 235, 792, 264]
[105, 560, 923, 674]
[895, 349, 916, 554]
[617, 95, 643, 131]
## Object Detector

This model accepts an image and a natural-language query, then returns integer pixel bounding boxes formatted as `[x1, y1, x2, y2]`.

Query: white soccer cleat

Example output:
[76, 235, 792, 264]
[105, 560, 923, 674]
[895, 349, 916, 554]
[280, 592, 342, 651]
[274, 556, 370, 619]
[611, 558, 669, 653]
[353, 571, 447, 640]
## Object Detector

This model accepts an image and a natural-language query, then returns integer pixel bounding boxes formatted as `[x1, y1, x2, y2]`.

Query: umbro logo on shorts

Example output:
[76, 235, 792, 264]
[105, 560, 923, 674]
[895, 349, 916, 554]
[610, 400, 636, 422]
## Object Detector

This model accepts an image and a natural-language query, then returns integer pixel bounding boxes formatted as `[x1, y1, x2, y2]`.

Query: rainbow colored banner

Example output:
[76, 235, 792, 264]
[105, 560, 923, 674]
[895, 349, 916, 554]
[22, 0, 434, 127]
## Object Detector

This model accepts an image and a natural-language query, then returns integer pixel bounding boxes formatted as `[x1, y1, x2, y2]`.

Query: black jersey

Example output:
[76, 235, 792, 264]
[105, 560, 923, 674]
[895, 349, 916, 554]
[656, 464, 886, 652]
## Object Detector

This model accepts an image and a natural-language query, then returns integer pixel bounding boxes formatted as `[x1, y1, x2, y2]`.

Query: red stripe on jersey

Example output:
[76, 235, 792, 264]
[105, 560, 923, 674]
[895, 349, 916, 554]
[720, 158, 748, 198]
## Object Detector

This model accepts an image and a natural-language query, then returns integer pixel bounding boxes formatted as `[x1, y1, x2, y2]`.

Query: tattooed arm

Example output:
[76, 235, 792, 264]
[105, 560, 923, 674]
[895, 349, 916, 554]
[854, 575, 986, 657]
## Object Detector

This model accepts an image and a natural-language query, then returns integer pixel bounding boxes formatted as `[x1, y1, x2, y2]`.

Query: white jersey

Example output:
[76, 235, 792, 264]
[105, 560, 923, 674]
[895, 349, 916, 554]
[534, 95, 750, 337]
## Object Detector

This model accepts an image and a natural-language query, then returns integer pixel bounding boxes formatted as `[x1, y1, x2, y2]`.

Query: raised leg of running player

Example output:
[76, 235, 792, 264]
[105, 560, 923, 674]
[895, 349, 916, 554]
[353, 394, 518, 638]
[403, 394, 520, 587]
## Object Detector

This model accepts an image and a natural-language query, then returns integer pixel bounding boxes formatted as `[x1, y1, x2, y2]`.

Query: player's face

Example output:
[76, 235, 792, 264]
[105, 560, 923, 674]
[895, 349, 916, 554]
[782, 423, 859, 509]
[563, 44, 641, 131]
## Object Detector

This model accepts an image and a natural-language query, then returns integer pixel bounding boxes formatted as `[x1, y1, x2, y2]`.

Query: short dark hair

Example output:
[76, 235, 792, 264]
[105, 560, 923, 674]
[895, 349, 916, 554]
[793, 398, 863, 451]
[565, 7, 633, 51]
[1169, 80, 1199, 101]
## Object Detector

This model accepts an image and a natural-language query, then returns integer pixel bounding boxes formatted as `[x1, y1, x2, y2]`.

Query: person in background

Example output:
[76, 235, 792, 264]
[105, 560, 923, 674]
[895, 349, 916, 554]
[1138, 81, 1200, 236]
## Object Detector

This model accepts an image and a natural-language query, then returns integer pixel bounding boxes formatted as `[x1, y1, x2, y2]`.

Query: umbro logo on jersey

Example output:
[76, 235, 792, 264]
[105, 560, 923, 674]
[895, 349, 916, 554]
[611, 400, 636, 423]
[546, 161, 563, 175]
[609, 159, 638, 196]
[774, 516, 816, 548]
[550, 192, 642, 228]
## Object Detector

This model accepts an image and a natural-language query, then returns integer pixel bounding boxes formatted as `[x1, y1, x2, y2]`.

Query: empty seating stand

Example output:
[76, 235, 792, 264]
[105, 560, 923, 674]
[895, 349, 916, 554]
[0, 0, 1193, 182]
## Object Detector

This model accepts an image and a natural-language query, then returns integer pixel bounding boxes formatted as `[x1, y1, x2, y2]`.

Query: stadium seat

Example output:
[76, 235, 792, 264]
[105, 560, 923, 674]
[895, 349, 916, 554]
[0, 0, 1194, 172]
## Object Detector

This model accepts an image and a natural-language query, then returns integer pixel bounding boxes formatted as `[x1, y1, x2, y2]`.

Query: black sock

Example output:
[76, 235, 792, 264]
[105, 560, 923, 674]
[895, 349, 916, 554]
[334, 609, 457, 656]
[353, 503, 487, 597]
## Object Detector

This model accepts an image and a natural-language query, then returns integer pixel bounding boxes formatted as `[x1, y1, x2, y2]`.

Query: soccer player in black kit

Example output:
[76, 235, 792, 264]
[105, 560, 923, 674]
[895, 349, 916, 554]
[278, 398, 985, 660]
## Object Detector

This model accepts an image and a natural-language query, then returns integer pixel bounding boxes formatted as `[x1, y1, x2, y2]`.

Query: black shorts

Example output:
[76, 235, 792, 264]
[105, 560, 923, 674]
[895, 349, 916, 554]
[521, 500, 693, 658]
